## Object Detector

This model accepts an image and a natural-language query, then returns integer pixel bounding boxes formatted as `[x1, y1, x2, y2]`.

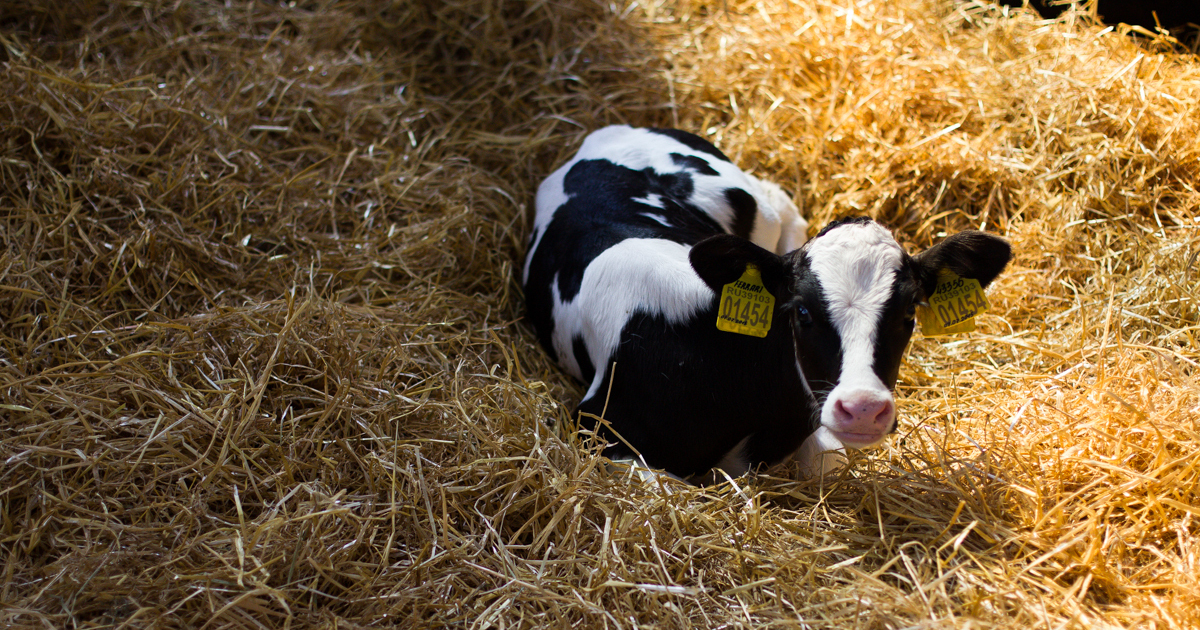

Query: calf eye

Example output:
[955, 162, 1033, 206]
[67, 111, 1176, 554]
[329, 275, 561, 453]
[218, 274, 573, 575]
[904, 302, 917, 322]
[794, 304, 813, 327]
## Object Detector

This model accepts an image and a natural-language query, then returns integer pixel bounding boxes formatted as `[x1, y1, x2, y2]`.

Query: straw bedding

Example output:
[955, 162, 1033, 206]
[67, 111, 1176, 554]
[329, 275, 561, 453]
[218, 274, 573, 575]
[1, 0, 1197, 627]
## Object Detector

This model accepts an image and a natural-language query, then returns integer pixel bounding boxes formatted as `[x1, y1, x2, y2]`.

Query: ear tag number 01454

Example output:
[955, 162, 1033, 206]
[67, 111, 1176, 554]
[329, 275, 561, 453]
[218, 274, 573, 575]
[717, 263, 774, 338]
[918, 269, 990, 336]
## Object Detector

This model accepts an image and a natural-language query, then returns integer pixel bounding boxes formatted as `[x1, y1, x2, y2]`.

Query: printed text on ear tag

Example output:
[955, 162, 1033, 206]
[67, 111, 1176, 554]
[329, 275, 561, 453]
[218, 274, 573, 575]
[918, 269, 990, 337]
[717, 263, 774, 337]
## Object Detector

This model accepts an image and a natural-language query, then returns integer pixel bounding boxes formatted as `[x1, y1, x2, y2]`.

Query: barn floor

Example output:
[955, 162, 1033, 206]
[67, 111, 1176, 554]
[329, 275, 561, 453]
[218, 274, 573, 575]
[2, 1, 1198, 628]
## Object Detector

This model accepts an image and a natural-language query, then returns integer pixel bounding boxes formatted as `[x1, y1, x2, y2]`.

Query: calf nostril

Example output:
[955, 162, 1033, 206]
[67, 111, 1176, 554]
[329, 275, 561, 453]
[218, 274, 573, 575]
[833, 399, 852, 423]
[873, 400, 894, 426]
[856, 399, 885, 422]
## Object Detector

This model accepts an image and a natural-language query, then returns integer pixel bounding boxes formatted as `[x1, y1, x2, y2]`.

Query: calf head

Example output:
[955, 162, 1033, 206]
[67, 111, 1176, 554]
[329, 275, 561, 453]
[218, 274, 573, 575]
[690, 217, 1011, 451]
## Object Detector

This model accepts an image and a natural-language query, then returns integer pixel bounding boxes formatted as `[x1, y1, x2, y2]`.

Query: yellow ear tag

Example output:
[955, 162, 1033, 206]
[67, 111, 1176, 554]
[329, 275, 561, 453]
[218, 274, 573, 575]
[918, 269, 990, 337]
[716, 263, 775, 338]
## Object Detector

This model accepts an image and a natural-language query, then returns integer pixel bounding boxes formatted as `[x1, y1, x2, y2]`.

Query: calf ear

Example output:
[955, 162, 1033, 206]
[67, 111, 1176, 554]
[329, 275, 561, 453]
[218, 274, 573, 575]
[912, 231, 1012, 298]
[689, 234, 786, 294]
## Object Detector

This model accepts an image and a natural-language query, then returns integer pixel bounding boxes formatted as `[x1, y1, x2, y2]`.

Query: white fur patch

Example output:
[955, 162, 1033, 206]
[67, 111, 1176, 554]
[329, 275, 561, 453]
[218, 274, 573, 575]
[640, 212, 673, 227]
[751, 176, 808, 253]
[524, 165, 568, 286]
[632, 193, 665, 210]
[550, 238, 713, 399]
[794, 426, 847, 477]
[713, 435, 752, 478]
[804, 222, 904, 433]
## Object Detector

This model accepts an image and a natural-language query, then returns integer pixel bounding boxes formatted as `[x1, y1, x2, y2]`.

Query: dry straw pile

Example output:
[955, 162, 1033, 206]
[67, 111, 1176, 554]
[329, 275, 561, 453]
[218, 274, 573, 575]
[1, 0, 1197, 627]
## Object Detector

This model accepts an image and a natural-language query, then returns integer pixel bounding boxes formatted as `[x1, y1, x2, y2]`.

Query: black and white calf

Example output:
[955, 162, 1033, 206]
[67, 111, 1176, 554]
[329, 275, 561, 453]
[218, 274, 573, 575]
[523, 125, 1011, 480]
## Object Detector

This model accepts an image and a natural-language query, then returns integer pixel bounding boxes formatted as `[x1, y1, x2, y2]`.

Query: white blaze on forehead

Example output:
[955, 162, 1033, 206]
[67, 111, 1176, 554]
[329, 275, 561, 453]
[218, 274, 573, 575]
[805, 221, 904, 347]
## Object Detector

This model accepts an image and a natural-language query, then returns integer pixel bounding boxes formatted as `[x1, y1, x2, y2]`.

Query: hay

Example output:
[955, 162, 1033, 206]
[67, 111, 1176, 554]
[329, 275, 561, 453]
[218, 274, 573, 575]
[1, 0, 1197, 627]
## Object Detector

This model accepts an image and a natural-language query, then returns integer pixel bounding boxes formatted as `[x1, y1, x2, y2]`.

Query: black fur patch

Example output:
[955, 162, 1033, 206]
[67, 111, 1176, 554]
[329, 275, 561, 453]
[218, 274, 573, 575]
[572, 335, 595, 384]
[725, 188, 757, 240]
[671, 152, 720, 176]
[648, 128, 732, 162]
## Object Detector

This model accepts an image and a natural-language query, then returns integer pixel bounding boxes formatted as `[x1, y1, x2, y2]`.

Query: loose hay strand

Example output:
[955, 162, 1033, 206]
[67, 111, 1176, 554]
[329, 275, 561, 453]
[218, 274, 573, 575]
[1, 0, 1198, 628]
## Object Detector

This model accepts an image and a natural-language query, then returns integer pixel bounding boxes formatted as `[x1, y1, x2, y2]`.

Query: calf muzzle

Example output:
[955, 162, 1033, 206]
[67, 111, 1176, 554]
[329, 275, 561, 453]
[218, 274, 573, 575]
[826, 388, 895, 448]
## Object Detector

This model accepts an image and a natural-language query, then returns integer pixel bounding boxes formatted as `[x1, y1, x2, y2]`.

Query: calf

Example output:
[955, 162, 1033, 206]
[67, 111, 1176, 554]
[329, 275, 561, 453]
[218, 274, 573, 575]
[523, 125, 1011, 480]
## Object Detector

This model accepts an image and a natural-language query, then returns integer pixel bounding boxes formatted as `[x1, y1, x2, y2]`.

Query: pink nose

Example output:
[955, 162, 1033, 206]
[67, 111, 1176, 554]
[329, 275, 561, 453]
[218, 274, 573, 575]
[832, 392, 894, 433]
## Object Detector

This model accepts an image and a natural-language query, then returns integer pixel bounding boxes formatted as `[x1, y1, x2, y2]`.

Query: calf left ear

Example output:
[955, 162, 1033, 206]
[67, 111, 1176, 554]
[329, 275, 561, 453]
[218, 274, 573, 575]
[690, 234, 786, 294]
[912, 231, 1012, 298]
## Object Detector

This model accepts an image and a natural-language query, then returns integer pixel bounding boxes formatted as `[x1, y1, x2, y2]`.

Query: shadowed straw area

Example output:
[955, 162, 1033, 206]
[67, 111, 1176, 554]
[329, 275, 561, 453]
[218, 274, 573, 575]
[1, 0, 1198, 628]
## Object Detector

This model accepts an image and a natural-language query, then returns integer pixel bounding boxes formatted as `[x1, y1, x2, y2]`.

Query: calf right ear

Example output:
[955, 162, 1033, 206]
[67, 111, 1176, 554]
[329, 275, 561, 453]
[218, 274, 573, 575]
[689, 234, 786, 294]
